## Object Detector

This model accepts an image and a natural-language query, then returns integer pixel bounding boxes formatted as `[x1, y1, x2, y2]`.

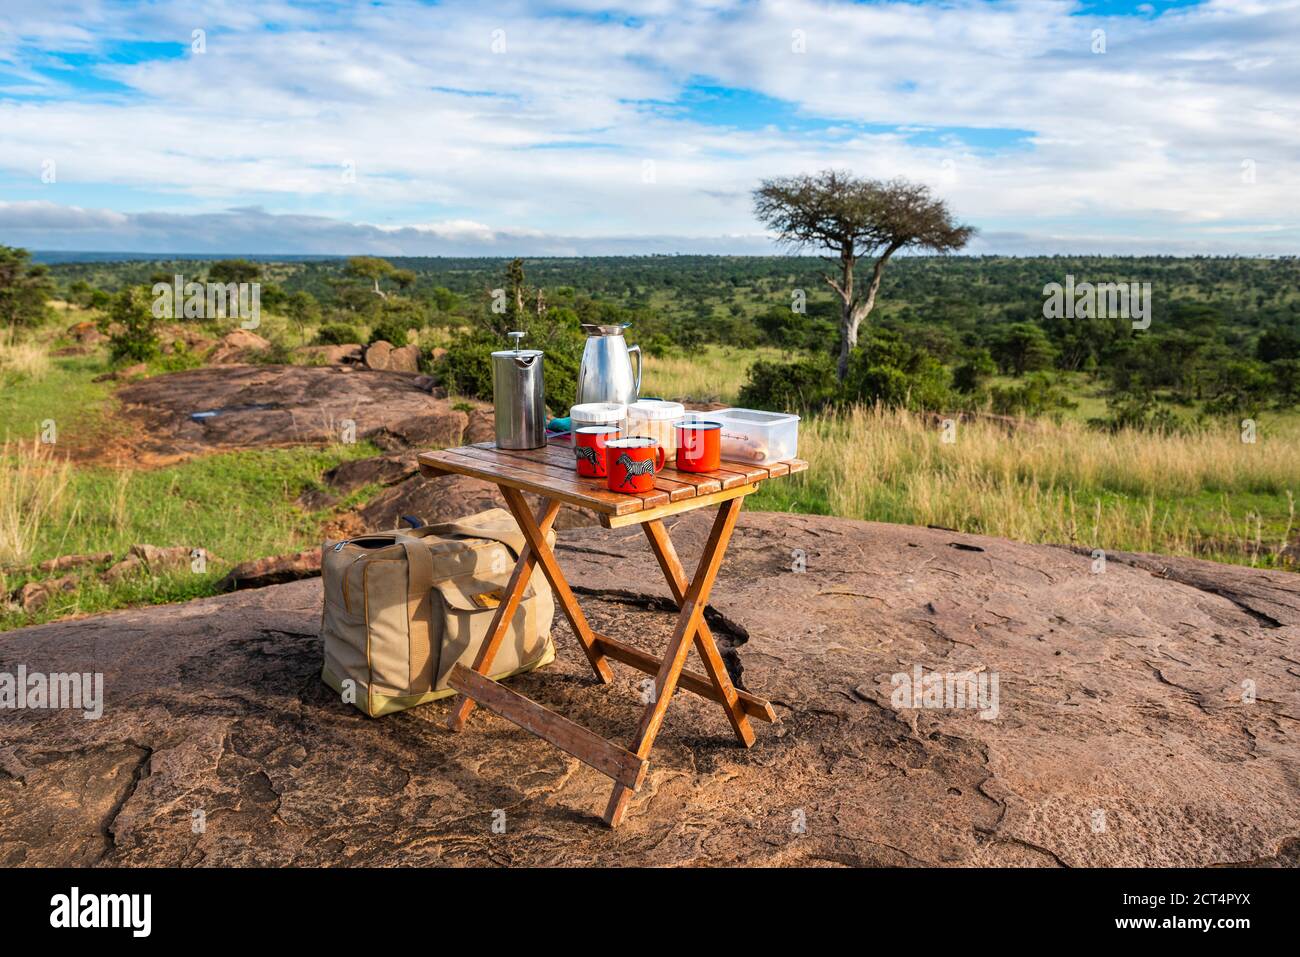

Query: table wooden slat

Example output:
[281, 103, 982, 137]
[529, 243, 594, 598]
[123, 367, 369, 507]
[419, 436, 808, 520]
[491, 441, 697, 502]
[453, 443, 670, 508]
[447, 664, 647, 791]
[419, 448, 641, 515]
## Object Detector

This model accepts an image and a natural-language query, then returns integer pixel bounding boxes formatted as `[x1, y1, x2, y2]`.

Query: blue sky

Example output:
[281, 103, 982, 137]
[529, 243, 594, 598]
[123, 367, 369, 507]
[0, 0, 1297, 255]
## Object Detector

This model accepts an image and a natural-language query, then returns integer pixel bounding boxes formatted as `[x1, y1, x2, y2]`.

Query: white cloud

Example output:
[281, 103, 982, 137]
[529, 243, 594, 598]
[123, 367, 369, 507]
[0, 0, 1297, 253]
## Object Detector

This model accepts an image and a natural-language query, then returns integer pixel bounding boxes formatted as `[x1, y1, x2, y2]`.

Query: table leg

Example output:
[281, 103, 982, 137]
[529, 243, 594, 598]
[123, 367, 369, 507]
[499, 486, 615, 685]
[446, 495, 561, 732]
[643, 518, 755, 748]
[603, 495, 745, 827]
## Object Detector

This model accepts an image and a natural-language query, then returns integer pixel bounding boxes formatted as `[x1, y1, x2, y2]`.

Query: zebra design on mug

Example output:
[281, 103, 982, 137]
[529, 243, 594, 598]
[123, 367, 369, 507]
[615, 452, 656, 488]
[574, 445, 599, 469]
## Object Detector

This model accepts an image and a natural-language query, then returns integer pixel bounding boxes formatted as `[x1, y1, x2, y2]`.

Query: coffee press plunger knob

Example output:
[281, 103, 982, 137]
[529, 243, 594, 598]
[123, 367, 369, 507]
[508, 331, 526, 352]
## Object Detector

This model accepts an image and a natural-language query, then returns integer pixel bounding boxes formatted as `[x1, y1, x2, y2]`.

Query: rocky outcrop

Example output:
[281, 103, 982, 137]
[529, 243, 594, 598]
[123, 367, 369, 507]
[10, 545, 220, 610]
[91, 363, 148, 383]
[159, 324, 216, 356]
[294, 344, 363, 366]
[217, 550, 321, 591]
[102, 544, 214, 583]
[14, 575, 78, 613]
[364, 340, 420, 373]
[2, 513, 1296, 867]
[37, 552, 113, 574]
[113, 365, 484, 461]
[65, 320, 106, 346]
[207, 329, 272, 364]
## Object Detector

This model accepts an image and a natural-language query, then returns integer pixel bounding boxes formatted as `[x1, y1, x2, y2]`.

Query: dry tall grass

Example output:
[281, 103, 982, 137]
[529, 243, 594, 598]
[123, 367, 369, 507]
[641, 345, 785, 404]
[779, 405, 1299, 562]
[0, 438, 72, 568]
[0, 330, 51, 382]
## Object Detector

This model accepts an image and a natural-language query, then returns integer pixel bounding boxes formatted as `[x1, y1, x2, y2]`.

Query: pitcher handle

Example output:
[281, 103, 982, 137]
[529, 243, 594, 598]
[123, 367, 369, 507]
[627, 343, 642, 398]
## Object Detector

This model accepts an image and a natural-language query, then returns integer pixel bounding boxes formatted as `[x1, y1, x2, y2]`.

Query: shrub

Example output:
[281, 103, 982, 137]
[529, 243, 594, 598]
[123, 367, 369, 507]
[153, 340, 206, 373]
[1089, 392, 1189, 434]
[1203, 359, 1274, 416]
[737, 353, 840, 413]
[316, 322, 363, 346]
[0, 245, 55, 328]
[439, 332, 495, 403]
[439, 328, 581, 417]
[988, 373, 1078, 418]
[739, 329, 955, 414]
[952, 348, 997, 393]
[101, 287, 160, 363]
[248, 340, 295, 365]
[367, 317, 410, 347]
[844, 328, 953, 411]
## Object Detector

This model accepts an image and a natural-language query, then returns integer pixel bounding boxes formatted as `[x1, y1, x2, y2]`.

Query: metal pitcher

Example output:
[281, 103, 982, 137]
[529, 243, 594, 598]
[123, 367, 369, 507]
[576, 323, 642, 406]
[492, 331, 546, 450]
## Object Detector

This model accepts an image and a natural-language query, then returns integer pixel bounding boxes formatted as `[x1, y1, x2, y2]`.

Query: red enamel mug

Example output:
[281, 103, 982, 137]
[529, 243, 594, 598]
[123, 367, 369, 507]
[574, 425, 620, 478]
[674, 419, 722, 472]
[605, 437, 665, 493]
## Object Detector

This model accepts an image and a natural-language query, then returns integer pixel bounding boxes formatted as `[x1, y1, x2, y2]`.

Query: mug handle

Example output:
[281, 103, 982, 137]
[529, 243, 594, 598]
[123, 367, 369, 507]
[653, 446, 665, 472]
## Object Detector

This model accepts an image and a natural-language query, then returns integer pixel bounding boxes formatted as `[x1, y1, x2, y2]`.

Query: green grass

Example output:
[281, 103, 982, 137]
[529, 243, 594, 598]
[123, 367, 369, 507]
[1, 443, 381, 631]
[0, 353, 117, 445]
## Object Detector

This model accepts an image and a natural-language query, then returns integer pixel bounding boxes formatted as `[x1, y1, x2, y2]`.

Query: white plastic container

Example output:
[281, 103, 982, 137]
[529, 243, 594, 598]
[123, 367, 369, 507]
[626, 399, 686, 460]
[570, 402, 626, 433]
[709, 408, 800, 465]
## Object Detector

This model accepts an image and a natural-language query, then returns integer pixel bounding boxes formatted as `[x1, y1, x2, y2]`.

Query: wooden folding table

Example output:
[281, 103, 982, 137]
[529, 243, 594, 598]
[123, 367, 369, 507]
[417, 436, 807, 827]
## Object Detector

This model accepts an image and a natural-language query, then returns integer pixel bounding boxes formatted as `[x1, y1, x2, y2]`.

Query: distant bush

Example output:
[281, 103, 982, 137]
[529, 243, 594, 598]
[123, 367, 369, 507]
[101, 287, 160, 363]
[1089, 392, 1190, 434]
[248, 340, 295, 365]
[1269, 358, 1300, 407]
[316, 322, 362, 346]
[1203, 359, 1273, 416]
[0, 245, 55, 328]
[952, 348, 997, 393]
[739, 329, 954, 414]
[844, 329, 952, 412]
[153, 340, 205, 373]
[439, 331, 495, 403]
[430, 286, 459, 313]
[439, 328, 581, 417]
[367, 317, 410, 347]
[988, 373, 1078, 418]
[756, 302, 837, 351]
[738, 353, 840, 413]
[640, 333, 677, 359]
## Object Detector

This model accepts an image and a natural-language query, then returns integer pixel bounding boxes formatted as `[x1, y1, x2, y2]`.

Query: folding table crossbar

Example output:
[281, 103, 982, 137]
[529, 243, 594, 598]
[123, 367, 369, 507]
[417, 437, 806, 827]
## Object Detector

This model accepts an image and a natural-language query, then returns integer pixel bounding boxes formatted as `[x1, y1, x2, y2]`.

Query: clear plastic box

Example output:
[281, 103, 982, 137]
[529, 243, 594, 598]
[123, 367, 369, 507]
[706, 408, 800, 465]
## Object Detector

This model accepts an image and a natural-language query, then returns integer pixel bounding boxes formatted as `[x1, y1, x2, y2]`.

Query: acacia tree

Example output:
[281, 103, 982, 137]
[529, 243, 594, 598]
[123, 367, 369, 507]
[345, 256, 397, 299]
[753, 171, 974, 381]
[207, 258, 261, 286]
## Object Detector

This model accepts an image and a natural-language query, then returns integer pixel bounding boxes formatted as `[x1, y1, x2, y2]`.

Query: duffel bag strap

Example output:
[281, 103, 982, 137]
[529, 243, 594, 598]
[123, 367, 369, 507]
[414, 518, 528, 561]
[399, 539, 436, 694]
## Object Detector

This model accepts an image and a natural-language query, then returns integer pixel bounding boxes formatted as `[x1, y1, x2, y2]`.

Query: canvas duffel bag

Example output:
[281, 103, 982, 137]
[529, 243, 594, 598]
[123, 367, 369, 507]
[320, 508, 555, 717]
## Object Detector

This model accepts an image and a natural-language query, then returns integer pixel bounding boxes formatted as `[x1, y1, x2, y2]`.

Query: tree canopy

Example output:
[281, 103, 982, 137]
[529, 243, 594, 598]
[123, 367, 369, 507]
[754, 171, 973, 379]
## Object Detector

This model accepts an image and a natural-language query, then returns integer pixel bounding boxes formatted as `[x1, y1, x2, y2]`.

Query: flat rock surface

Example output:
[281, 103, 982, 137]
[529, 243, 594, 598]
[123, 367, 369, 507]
[112, 365, 474, 462]
[2, 513, 1297, 866]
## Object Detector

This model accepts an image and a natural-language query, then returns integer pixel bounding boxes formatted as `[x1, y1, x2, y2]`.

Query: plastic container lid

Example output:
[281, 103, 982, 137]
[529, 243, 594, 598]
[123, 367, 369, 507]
[570, 402, 626, 423]
[711, 407, 800, 423]
[628, 399, 685, 420]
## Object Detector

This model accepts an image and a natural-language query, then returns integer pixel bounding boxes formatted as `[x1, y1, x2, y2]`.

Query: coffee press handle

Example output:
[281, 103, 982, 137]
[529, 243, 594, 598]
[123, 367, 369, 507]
[627, 343, 642, 398]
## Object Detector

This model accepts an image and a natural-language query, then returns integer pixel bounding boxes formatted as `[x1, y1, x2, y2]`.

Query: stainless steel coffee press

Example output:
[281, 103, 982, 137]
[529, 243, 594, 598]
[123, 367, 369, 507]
[491, 331, 546, 450]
